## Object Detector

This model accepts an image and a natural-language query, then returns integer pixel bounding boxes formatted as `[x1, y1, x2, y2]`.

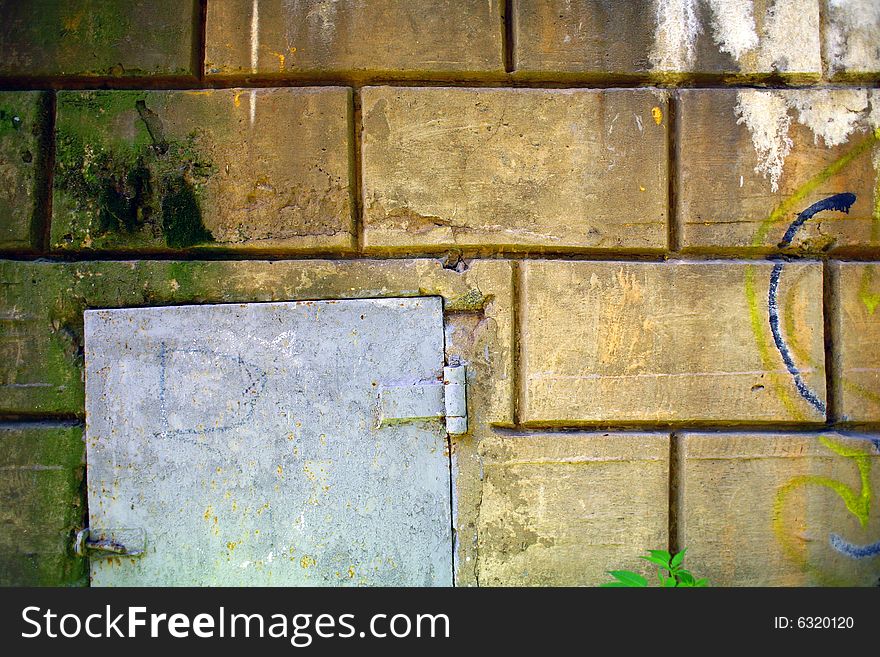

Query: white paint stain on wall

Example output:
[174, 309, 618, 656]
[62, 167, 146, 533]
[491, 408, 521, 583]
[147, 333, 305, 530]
[735, 90, 793, 192]
[825, 0, 880, 75]
[651, 0, 702, 70]
[705, 0, 758, 60]
[785, 89, 869, 147]
[650, 1, 877, 189]
[735, 88, 878, 191]
[757, 0, 820, 72]
[650, 0, 820, 74]
[283, 0, 360, 54]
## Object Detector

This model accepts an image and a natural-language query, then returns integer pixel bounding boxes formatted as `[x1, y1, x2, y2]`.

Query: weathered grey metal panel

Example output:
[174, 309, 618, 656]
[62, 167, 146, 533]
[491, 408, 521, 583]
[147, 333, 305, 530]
[84, 298, 452, 586]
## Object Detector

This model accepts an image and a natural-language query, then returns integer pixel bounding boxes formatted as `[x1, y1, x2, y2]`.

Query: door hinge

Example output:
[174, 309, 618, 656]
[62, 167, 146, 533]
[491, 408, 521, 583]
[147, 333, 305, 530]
[379, 364, 468, 435]
[74, 528, 146, 558]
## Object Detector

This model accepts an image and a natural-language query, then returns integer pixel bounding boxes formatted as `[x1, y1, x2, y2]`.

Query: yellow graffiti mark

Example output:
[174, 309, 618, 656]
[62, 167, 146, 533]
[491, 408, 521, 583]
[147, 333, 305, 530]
[651, 106, 663, 125]
[844, 380, 880, 407]
[745, 264, 803, 418]
[773, 436, 874, 583]
[233, 90, 245, 108]
[860, 267, 880, 314]
[858, 166, 880, 313]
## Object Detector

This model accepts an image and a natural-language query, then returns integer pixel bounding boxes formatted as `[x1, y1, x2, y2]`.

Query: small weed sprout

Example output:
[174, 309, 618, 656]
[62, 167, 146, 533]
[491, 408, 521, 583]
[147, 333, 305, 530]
[601, 548, 709, 587]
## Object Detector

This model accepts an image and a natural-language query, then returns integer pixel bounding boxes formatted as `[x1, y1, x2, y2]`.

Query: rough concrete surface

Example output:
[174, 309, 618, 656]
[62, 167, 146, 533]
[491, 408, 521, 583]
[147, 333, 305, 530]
[0, 91, 47, 250]
[0, 425, 85, 586]
[362, 87, 669, 251]
[0, 0, 198, 78]
[205, 0, 503, 78]
[52, 88, 354, 253]
[832, 262, 880, 421]
[678, 88, 880, 253]
[680, 432, 880, 586]
[521, 260, 826, 424]
[477, 432, 669, 586]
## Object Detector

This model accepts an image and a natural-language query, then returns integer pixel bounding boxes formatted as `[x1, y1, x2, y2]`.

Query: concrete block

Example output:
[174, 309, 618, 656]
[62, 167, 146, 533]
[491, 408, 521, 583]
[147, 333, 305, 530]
[0, 0, 198, 77]
[823, 0, 880, 78]
[521, 260, 826, 424]
[0, 92, 48, 251]
[677, 88, 880, 253]
[52, 89, 354, 253]
[477, 432, 669, 585]
[832, 262, 880, 421]
[362, 87, 668, 251]
[0, 424, 85, 586]
[680, 432, 880, 586]
[205, 0, 503, 78]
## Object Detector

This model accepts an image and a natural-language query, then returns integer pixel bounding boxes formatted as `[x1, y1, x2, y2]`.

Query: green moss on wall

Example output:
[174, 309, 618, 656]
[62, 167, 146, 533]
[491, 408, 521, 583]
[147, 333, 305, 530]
[54, 91, 214, 250]
[0, 425, 86, 586]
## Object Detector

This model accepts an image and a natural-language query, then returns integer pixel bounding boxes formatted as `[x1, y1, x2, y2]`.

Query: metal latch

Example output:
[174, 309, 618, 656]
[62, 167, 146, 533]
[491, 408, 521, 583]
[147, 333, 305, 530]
[379, 364, 468, 435]
[74, 528, 146, 558]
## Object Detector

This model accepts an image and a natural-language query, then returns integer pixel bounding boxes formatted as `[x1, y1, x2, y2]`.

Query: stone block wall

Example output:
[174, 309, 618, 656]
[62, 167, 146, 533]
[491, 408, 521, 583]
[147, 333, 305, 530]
[1, 0, 879, 586]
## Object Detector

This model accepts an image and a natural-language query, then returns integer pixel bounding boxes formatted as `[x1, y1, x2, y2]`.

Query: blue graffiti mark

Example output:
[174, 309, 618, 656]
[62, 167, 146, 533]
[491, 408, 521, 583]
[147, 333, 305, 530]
[768, 264, 827, 415]
[829, 534, 880, 559]
[768, 193, 857, 415]
[777, 193, 857, 248]
[156, 342, 268, 446]
[840, 432, 880, 455]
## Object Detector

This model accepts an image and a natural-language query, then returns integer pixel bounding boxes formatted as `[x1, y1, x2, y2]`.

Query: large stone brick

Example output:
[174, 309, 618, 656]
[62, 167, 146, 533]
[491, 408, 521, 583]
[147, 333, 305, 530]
[677, 89, 879, 253]
[361, 87, 668, 251]
[0, 0, 198, 78]
[0, 424, 85, 586]
[205, 0, 503, 78]
[513, 0, 656, 76]
[521, 260, 826, 424]
[680, 432, 880, 586]
[513, 0, 820, 78]
[51, 89, 354, 253]
[477, 432, 669, 586]
[0, 92, 48, 251]
[832, 262, 880, 421]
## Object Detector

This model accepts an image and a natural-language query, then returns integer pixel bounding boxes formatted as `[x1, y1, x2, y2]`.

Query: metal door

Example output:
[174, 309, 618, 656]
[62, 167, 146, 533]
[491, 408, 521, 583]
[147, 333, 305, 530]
[83, 298, 452, 586]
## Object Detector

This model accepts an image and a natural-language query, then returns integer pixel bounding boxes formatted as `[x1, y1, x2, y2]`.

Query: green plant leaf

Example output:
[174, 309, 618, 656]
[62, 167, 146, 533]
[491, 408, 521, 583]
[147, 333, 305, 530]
[640, 555, 672, 568]
[605, 546, 706, 588]
[670, 548, 687, 568]
[676, 570, 695, 585]
[647, 549, 672, 563]
[607, 570, 648, 587]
